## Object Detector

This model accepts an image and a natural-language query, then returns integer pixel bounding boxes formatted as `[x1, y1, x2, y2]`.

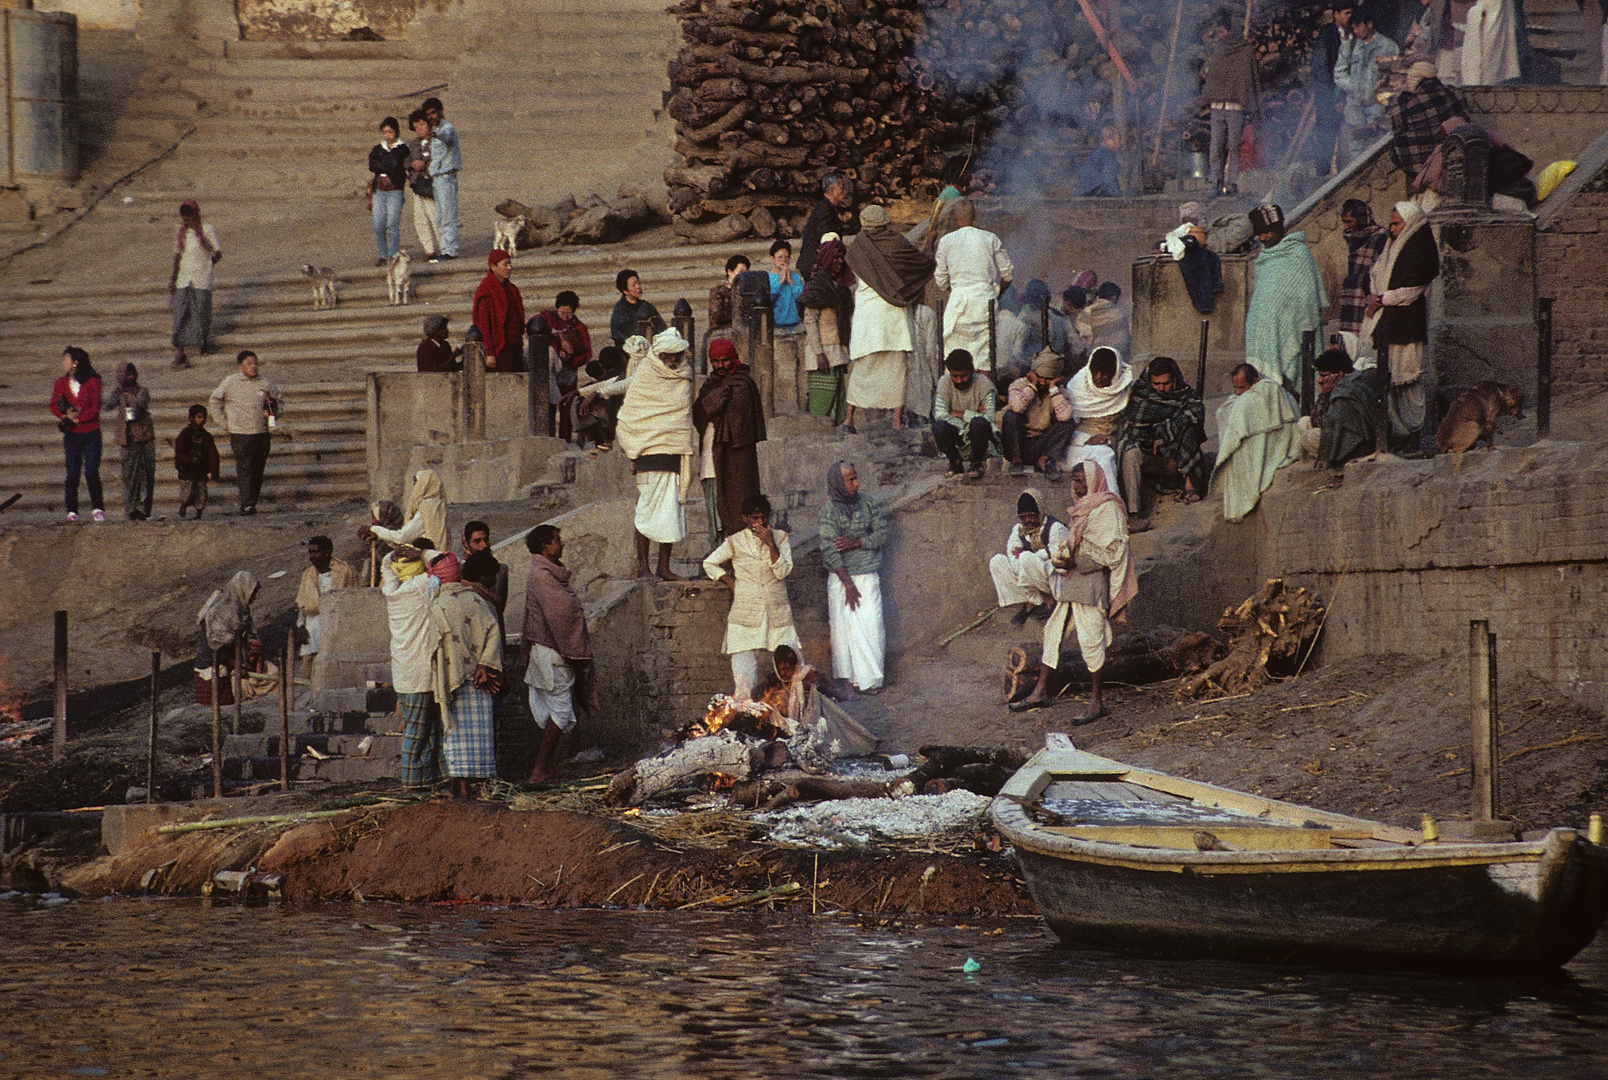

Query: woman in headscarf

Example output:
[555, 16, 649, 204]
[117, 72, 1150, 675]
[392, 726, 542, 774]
[194, 570, 260, 704]
[1337, 199, 1388, 335]
[989, 487, 1070, 626]
[800, 237, 855, 427]
[817, 461, 890, 693]
[168, 199, 221, 369]
[1364, 201, 1440, 449]
[107, 362, 156, 520]
[366, 468, 448, 552]
[1009, 462, 1134, 720]
[50, 347, 105, 523]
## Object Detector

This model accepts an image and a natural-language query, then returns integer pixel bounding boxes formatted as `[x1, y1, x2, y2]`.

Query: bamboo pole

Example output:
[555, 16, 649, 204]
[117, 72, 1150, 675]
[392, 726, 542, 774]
[280, 637, 292, 792]
[147, 651, 160, 803]
[1152, 0, 1189, 166]
[232, 632, 243, 736]
[210, 666, 223, 799]
[52, 610, 67, 761]
[1470, 620, 1497, 820]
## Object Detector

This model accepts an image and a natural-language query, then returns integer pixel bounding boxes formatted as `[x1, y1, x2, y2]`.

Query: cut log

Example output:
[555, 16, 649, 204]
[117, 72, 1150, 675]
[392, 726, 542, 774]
[611, 730, 764, 806]
[679, 100, 755, 143]
[747, 204, 777, 237]
[674, 212, 753, 243]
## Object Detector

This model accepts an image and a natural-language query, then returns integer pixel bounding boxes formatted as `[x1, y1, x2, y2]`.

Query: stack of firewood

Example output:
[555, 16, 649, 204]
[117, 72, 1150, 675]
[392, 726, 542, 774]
[663, 0, 1336, 237]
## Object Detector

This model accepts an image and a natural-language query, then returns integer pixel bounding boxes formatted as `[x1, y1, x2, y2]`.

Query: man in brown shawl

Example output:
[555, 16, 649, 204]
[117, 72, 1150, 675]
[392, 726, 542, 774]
[844, 204, 937, 426]
[520, 524, 593, 783]
[694, 338, 767, 539]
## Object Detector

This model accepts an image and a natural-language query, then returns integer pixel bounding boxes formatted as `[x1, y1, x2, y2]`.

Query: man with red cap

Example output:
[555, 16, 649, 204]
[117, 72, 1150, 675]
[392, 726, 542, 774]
[694, 337, 767, 540]
[473, 249, 526, 373]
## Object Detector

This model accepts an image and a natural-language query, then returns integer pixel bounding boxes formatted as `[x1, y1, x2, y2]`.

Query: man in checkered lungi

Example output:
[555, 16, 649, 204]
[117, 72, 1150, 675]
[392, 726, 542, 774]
[382, 544, 444, 790]
[429, 550, 505, 799]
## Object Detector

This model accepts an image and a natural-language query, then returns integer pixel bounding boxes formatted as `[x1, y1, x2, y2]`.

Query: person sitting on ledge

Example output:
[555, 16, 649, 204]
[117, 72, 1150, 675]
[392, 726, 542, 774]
[1299, 347, 1381, 470]
[1003, 350, 1075, 480]
[1118, 355, 1209, 526]
[989, 487, 1068, 626]
[1211, 362, 1302, 523]
[931, 348, 997, 479]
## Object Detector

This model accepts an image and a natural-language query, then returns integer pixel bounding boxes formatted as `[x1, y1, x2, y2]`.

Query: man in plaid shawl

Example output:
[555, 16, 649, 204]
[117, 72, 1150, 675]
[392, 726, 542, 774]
[429, 551, 504, 800]
[1388, 62, 1469, 180]
[1243, 204, 1326, 387]
[1338, 199, 1389, 334]
[1118, 356, 1209, 524]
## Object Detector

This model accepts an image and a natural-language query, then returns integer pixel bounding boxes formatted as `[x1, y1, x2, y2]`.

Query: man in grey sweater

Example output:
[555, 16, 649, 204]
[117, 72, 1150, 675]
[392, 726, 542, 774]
[208, 350, 281, 515]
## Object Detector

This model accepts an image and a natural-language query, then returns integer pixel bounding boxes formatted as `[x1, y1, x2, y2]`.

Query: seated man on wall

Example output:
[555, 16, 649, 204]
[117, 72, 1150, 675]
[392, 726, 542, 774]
[1118, 356, 1210, 526]
[1002, 350, 1075, 479]
[931, 349, 997, 479]
[1064, 345, 1134, 494]
[1298, 347, 1381, 469]
[1211, 362, 1302, 523]
[989, 488, 1069, 626]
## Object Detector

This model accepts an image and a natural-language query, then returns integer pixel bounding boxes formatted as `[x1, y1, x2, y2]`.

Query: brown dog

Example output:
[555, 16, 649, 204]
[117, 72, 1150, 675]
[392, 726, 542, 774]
[1434, 381, 1524, 453]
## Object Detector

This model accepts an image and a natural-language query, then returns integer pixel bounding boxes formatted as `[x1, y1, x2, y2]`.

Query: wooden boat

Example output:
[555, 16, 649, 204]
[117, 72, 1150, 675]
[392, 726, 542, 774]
[990, 747, 1608, 973]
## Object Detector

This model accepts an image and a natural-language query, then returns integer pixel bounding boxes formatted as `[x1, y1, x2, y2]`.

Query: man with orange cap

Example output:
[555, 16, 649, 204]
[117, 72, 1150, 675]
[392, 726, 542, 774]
[473, 249, 526, 373]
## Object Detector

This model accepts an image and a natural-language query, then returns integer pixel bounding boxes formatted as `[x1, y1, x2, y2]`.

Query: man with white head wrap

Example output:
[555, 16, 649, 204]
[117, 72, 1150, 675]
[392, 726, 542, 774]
[617, 327, 696, 580]
[1363, 201, 1439, 451]
[1062, 345, 1134, 495]
[934, 198, 1013, 371]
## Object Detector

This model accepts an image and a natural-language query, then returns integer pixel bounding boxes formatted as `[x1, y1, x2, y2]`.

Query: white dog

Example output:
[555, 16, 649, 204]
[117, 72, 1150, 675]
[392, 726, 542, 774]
[386, 250, 412, 306]
[492, 214, 528, 256]
[301, 264, 337, 310]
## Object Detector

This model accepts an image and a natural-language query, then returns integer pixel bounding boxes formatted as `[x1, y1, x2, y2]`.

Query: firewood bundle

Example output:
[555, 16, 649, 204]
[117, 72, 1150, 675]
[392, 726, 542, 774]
[664, 0, 1340, 230]
[1175, 578, 1325, 700]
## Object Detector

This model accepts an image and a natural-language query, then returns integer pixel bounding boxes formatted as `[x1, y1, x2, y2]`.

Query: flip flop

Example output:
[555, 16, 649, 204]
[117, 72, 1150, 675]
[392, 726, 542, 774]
[966, 468, 984, 480]
[1008, 698, 1047, 713]
[1181, 491, 1202, 505]
[1070, 707, 1111, 726]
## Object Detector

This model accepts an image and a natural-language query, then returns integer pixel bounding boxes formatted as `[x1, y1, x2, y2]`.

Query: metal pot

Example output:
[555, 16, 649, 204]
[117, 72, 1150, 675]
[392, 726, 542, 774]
[1189, 151, 1209, 179]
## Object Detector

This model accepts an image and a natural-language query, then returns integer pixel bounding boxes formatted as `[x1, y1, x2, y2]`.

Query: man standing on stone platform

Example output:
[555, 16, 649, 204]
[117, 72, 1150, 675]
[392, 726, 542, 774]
[1242, 204, 1326, 390]
[694, 337, 767, 540]
[208, 349, 280, 516]
[382, 543, 443, 790]
[798, 172, 852, 278]
[844, 203, 935, 432]
[1364, 201, 1439, 452]
[420, 97, 460, 261]
[169, 199, 221, 370]
[473, 250, 526, 373]
[703, 493, 800, 701]
[617, 328, 696, 580]
[520, 525, 593, 784]
[934, 198, 1013, 373]
[819, 461, 890, 694]
[295, 534, 356, 672]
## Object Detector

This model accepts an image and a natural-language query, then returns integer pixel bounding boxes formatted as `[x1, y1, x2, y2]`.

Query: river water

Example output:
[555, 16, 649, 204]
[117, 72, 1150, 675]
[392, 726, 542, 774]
[4, 899, 1607, 1079]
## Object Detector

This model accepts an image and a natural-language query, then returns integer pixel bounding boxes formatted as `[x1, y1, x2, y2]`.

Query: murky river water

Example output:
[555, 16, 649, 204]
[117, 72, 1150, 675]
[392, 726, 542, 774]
[4, 900, 1607, 1079]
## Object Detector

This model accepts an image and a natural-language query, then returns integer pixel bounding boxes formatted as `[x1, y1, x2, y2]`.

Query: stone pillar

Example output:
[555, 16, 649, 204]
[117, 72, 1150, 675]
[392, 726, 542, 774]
[463, 339, 487, 441]
[6, 10, 79, 183]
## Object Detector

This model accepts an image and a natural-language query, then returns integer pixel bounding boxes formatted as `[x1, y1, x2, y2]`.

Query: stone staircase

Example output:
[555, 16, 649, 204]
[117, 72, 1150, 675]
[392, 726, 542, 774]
[0, 240, 754, 514]
[1524, 0, 1602, 85]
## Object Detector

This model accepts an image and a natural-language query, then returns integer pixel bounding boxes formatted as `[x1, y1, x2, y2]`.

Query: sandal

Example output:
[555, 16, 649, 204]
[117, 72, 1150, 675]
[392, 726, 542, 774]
[1008, 697, 1047, 713]
[1181, 491, 1202, 505]
[966, 467, 984, 480]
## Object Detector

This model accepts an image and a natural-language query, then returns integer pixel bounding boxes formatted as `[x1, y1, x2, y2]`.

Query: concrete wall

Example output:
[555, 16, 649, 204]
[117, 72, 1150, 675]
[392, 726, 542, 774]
[1242, 444, 1608, 715]
[33, 0, 138, 31]
[1430, 211, 1537, 398]
[1130, 252, 1251, 372]
[1537, 172, 1608, 386]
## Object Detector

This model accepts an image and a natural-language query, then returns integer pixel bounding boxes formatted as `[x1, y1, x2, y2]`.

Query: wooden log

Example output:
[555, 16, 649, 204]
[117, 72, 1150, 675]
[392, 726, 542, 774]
[678, 100, 755, 143]
[674, 212, 753, 243]
[612, 730, 764, 806]
[701, 192, 813, 214]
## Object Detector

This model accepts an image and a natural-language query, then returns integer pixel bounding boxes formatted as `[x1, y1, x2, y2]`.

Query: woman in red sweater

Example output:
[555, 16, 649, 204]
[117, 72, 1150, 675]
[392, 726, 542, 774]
[50, 346, 105, 522]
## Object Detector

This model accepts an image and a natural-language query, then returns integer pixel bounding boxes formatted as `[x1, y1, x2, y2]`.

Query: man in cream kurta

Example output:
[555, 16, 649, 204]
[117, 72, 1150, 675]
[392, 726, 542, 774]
[934, 198, 1013, 372]
[703, 494, 800, 700]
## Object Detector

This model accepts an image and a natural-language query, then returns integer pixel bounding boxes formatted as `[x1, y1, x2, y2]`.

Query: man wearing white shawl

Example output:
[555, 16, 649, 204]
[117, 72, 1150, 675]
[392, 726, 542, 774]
[845, 204, 935, 428]
[382, 543, 444, 789]
[1062, 346, 1134, 496]
[934, 199, 1013, 371]
[1363, 201, 1440, 449]
[1211, 363, 1302, 522]
[617, 328, 695, 580]
[1461, 0, 1520, 86]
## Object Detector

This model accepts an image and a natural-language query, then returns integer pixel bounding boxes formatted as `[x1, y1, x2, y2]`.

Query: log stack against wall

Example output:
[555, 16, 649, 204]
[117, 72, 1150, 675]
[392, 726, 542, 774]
[663, 0, 1336, 239]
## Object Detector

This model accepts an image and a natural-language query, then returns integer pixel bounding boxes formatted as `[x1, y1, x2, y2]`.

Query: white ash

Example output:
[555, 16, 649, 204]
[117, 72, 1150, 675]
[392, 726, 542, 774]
[757, 791, 992, 849]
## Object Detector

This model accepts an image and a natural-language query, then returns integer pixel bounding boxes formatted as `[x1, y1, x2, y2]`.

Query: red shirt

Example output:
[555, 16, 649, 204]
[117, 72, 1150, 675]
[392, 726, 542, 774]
[51, 374, 101, 434]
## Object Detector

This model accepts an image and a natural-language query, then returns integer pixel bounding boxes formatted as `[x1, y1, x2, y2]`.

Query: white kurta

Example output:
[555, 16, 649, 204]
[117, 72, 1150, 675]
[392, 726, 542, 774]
[935, 225, 1013, 372]
[701, 529, 801, 655]
[299, 569, 333, 658]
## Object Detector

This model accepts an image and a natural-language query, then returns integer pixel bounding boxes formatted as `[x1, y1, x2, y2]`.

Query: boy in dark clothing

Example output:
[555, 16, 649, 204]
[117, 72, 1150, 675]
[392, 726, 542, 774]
[174, 403, 221, 519]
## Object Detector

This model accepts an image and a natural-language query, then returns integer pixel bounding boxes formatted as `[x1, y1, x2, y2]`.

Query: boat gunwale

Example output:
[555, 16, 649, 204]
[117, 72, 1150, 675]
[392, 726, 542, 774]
[991, 749, 1572, 873]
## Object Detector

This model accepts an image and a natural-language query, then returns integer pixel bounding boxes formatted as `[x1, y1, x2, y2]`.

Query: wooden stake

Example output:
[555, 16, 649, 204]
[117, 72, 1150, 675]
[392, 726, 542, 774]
[52, 610, 67, 762]
[280, 636, 292, 792]
[1152, 0, 1188, 166]
[211, 666, 223, 799]
[1469, 620, 1497, 820]
[147, 650, 160, 803]
[232, 631, 243, 736]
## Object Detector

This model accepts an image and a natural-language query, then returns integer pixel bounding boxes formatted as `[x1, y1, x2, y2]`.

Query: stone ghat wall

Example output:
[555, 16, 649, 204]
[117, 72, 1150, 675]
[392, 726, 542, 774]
[1235, 443, 1608, 715]
[1537, 181, 1608, 387]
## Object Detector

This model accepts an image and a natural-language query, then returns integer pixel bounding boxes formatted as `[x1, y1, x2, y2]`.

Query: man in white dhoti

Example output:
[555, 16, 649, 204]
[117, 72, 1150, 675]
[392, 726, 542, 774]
[818, 461, 890, 693]
[934, 198, 1013, 373]
[989, 488, 1069, 625]
[1008, 463, 1135, 722]
[1063, 346, 1134, 495]
[844, 204, 936, 431]
[703, 493, 801, 700]
[616, 328, 696, 580]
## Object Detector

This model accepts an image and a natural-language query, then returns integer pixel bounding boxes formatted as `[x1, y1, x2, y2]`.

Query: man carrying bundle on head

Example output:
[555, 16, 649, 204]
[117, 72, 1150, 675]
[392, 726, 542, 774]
[934, 198, 1013, 374]
[617, 328, 696, 580]
[1118, 356, 1209, 526]
[1009, 462, 1135, 722]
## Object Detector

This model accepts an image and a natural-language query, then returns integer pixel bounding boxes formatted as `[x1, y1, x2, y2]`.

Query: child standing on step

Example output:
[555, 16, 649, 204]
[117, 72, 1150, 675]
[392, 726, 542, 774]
[173, 403, 220, 519]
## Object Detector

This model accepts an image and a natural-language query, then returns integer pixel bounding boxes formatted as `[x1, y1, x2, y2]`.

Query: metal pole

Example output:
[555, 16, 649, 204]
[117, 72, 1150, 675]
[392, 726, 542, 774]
[987, 299, 997, 374]
[280, 636, 292, 792]
[52, 610, 67, 762]
[463, 340, 487, 442]
[232, 631, 243, 736]
[750, 286, 775, 416]
[1196, 318, 1210, 395]
[1536, 297, 1553, 439]
[147, 650, 160, 803]
[211, 666, 223, 799]
[1300, 329, 1316, 416]
[1469, 620, 1497, 821]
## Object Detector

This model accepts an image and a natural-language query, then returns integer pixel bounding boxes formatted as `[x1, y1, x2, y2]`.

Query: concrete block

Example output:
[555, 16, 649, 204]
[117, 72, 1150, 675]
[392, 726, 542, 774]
[312, 687, 369, 714]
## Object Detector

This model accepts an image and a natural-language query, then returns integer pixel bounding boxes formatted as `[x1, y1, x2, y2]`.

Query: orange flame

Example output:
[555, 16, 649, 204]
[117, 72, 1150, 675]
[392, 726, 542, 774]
[708, 772, 737, 792]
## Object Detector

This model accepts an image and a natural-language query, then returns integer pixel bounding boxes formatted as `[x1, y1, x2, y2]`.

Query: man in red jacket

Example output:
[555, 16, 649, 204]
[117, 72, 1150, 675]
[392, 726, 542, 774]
[472, 249, 525, 372]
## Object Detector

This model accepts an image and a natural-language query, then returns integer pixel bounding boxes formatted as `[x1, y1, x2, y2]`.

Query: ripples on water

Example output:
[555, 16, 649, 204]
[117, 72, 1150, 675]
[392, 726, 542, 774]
[2, 900, 1606, 1079]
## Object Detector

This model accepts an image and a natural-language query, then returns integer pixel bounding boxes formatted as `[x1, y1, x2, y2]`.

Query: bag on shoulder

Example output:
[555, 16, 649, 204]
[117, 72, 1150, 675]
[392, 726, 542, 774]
[409, 172, 434, 199]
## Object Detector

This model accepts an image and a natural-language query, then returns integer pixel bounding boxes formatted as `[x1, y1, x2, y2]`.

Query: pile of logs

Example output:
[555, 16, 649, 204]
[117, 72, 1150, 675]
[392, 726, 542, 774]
[663, 0, 1338, 237]
[1175, 578, 1326, 700]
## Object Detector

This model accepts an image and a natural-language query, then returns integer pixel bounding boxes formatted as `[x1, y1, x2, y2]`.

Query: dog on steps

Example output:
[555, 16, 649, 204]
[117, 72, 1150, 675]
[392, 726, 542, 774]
[492, 214, 527, 256]
[1434, 381, 1525, 453]
[301, 264, 337, 310]
[386, 250, 412, 306]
